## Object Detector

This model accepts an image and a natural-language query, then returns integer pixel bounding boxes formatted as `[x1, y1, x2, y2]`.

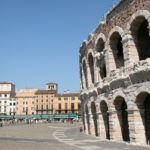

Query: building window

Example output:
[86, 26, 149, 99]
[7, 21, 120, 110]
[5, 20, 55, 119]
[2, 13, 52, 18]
[4, 106, 6, 112]
[4, 94, 7, 97]
[65, 103, 68, 109]
[58, 97, 61, 100]
[13, 103, 16, 106]
[46, 105, 48, 110]
[41, 105, 43, 110]
[78, 103, 81, 109]
[36, 105, 38, 110]
[10, 103, 12, 106]
[71, 103, 74, 110]
[23, 107, 26, 112]
[71, 97, 75, 100]
[64, 97, 68, 100]
[32, 101, 34, 105]
[58, 103, 61, 110]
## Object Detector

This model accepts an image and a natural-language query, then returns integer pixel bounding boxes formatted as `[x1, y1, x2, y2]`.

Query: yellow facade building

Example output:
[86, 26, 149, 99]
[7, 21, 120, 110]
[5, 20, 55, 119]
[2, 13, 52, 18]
[54, 92, 80, 115]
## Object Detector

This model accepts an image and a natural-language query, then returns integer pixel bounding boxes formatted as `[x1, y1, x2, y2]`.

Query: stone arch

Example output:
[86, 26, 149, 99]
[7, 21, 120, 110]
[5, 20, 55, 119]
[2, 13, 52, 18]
[100, 100, 110, 139]
[108, 26, 125, 70]
[95, 33, 107, 79]
[112, 90, 127, 105]
[127, 10, 150, 61]
[95, 33, 106, 52]
[88, 52, 95, 84]
[135, 90, 150, 145]
[91, 101, 98, 136]
[113, 96, 130, 142]
[82, 58, 88, 88]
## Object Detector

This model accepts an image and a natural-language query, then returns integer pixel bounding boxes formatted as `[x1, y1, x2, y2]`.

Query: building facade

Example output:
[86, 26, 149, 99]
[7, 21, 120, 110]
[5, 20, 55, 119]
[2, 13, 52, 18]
[54, 92, 80, 115]
[0, 82, 16, 115]
[35, 83, 57, 114]
[16, 89, 38, 115]
[80, 0, 150, 145]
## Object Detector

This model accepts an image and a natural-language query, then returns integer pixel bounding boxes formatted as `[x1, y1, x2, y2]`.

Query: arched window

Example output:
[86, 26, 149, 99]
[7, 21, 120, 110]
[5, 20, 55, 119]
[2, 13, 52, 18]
[96, 38, 105, 52]
[91, 102, 98, 136]
[83, 61, 88, 88]
[110, 32, 124, 68]
[131, 16, 150, 60]
[88, 54, 94, 84]
[114, 96, 130, 142]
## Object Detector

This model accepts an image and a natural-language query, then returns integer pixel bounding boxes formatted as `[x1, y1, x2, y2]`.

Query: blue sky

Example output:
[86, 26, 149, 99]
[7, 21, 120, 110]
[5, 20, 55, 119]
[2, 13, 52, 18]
[0, 0, 118, 92]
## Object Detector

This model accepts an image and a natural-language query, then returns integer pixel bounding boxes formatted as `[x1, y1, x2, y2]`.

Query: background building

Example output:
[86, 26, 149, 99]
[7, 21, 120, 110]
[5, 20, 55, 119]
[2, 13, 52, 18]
[0, 82, 16, 115]
[16, 89, 38, 115]
[35, 83, 57, 114]
[80, 0, 150, 145]
[54, 92, 80, 115]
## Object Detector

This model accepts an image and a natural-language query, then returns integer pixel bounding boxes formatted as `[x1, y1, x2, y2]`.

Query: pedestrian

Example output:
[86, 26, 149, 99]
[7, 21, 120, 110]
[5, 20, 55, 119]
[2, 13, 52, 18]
[80, 127, 83, 133]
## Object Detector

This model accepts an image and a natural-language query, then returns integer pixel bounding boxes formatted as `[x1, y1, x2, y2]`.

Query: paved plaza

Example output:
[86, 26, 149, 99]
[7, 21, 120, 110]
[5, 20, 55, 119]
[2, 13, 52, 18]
[0, 123, 149, 150]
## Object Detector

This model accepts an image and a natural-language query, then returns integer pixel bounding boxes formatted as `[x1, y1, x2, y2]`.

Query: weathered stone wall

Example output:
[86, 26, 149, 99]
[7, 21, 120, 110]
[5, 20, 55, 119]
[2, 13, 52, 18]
[80, 0, 150, 146]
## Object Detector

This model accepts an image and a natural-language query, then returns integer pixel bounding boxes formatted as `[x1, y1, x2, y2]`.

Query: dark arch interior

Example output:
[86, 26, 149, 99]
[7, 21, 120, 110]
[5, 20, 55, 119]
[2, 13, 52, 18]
[110, 32, 124, 68]
[96, 38, 105, 52]
[114, 97, 130, 142]
[100, 62, 106, 79]
[91, 102, 98, 136]
[144, 95, 150, 144]
[80, 68, 84, 89]
[131, 17, 150, 60]
[88, 54, 94, 84]
[100, 101, 110, 139]
[136, 93, 150, 144]
[83, 61, 88, 88]
[85, 105, 90, 133]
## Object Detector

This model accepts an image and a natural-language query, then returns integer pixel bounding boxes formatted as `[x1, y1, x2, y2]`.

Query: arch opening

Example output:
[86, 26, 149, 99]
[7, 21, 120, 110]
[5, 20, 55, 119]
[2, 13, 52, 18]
[136, 92, 150, 144]
[83, 61, 88, 88]
[91, 102, 98, 136]
[100, 101, 110, 139]
[88, 54, 94, 84]
[131, 16, 150, 60]
[96, 38, 105, 52]
[80, 68, 84, 89]
[110, 32, 124, 68]
[100, 62, 106, 79]
[114, 96, 130, 142]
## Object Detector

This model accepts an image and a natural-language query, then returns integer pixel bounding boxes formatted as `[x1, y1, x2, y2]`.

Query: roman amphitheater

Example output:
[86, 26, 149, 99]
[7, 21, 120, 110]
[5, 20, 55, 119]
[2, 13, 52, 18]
[80, 0, 150, 145]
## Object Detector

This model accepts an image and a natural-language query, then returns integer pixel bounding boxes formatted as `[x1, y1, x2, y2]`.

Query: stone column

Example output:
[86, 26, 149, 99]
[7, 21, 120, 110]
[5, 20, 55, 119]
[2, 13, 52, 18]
[107, 46, 116, 76]
[89, 113, 95, 135]
[99, 113, 107, 140]
[94, 58, 100, 83]
[110, 109, 122, 141]
[122, 33, 139, 67]
[131, 108, 146, 144]
[96, 112, 101, 137]
[84, 113, 89, 134]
